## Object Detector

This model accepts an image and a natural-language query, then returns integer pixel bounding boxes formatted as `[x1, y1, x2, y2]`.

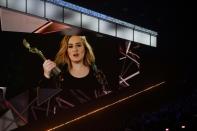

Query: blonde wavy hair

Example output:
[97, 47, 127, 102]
[54, 35, 95, 70]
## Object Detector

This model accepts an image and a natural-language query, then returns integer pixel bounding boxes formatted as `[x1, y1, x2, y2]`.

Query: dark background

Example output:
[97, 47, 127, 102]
[1, 0, 195, 130]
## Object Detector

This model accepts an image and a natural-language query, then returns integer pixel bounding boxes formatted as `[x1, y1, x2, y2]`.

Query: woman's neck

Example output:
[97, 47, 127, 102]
[71, 62, 85, 70]
[70, 62, 90, 78]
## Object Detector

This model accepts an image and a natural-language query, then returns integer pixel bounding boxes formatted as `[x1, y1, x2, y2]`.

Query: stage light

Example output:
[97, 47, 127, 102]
[181, 125, 186, 129]
[7, 0, 26, 12]
[45, 2, 63, 22]
[27, 0, 45, 17]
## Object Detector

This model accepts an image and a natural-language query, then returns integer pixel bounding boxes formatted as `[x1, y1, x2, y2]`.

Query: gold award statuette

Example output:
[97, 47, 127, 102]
[23, 39, 61, 77]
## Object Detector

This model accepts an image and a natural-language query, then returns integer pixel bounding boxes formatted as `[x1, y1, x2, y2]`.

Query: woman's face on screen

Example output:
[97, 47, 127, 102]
[67, 36, 85, 64]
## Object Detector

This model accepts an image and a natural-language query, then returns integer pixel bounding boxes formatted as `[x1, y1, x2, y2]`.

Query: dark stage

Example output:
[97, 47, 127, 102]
[1, 0, 195, 131]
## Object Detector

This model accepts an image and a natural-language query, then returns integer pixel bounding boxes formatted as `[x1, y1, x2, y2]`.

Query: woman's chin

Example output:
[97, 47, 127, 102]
[72, 59, 83, 63]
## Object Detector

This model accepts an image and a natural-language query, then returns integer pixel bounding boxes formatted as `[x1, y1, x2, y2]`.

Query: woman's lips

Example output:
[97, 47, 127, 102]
[73, 53, 79, 57]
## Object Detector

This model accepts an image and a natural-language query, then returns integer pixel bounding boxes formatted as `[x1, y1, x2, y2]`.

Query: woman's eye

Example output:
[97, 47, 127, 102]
[68, 45, 73, 48]
[77, 44, 82, 47]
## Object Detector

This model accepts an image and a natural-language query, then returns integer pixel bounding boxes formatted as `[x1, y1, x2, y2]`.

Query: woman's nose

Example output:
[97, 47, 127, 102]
[73, 45, 78, 51]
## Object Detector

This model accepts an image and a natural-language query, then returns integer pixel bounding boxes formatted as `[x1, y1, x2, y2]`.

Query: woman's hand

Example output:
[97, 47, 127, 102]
[43, 59, 56, 79]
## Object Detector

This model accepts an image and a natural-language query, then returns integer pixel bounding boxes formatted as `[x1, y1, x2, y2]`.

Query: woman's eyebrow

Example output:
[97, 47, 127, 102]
[69, 42, 82, 45]
[75, 42, 82, 45]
